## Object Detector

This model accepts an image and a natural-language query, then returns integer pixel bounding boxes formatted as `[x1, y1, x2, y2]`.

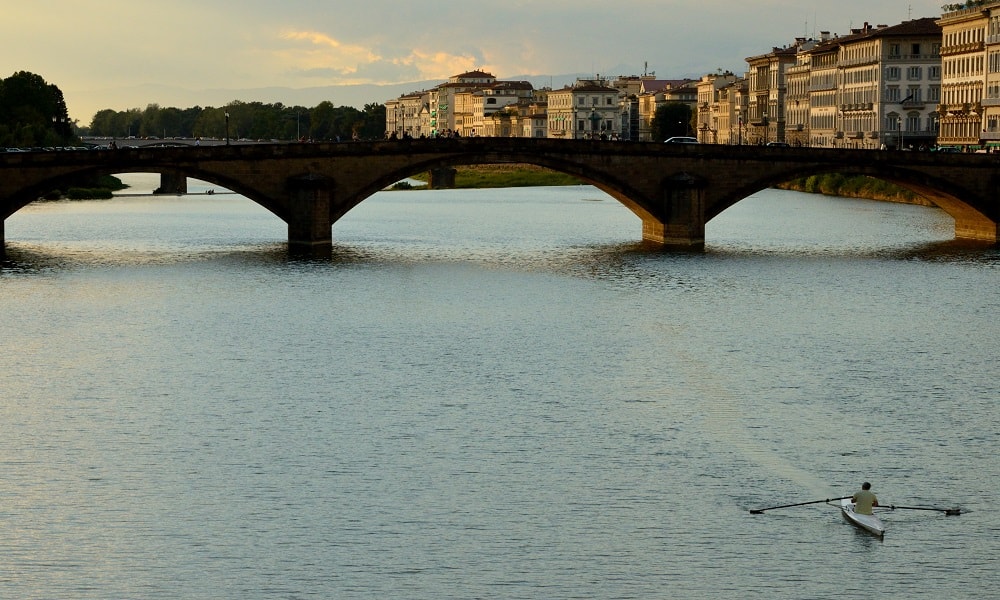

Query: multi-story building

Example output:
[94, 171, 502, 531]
[745, 44, 799, 145]
[546, 79, 621, 139]
[788, 19, 941, 149]
[384, 92, 427, 138]
[469, 81, 534, 136]
[784, 40, 815, 146]
[696, 73, 738, 143]
[424, 70, 497, 136]
[713, 78, 747, 145]
[938, 3, 993, 147]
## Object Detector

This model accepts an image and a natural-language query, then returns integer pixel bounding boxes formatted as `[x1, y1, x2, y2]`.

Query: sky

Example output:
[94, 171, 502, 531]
[3, 0, 949, 123]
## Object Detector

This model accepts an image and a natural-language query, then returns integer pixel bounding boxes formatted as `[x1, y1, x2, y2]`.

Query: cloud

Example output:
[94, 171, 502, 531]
[276, 29, 490, 85]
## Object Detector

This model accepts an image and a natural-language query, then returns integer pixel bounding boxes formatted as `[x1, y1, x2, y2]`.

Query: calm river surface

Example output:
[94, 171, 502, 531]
[2, 175, 997, 599]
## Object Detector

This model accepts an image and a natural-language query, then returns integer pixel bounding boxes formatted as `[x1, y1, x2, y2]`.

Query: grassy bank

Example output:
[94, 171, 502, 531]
[408, 164, 583, 189]
[776, 174, 931, 206]
[402, 166, 929, 208]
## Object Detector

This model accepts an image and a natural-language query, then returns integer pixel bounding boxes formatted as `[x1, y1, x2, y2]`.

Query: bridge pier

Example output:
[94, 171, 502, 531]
[286, 174, 333, 249]
[428, 167, 457, 189]
[641, 173, 707, 248]
[157, 171, 187, 194]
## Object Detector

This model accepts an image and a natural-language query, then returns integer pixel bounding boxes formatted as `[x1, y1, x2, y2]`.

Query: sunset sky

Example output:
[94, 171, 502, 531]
[3, 1, 947, 123]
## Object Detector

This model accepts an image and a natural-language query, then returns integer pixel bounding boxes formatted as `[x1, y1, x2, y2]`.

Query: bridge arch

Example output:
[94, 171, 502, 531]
[704, 159, 992, 242]
[327, 148, 659, 228]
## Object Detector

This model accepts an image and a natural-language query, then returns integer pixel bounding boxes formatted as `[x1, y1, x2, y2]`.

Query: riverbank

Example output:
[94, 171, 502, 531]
[405, 166, 930, 206]
[407, 164, 583, 189]
[775, 173, 932, 206]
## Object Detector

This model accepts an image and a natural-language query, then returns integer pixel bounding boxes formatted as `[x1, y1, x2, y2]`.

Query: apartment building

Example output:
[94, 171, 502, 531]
[784, 41, 815, 146]
[745, 45, 799, 144]
[782, 19, 940, 149]
[426, 70, 498, 136]
[467, 81, 534, 136]
[938, 3, 996, 147]
[696, 73, 738, 143]
[869, 19, 941, 149]
[547, 79, 621, 139]
[385, 92, 426, 138]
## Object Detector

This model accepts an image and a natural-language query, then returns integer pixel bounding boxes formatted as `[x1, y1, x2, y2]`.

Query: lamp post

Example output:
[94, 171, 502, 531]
[225, 112, 230, 145]
[898, 115, 904, 150]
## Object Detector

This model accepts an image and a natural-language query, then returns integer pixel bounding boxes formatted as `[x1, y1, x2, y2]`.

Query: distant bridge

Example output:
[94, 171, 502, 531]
[2, 139, 998, 251]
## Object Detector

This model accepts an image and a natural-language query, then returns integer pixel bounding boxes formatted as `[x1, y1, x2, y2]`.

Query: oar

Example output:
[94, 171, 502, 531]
[750, 496, 852, 514]
[886, 504, 962, 516]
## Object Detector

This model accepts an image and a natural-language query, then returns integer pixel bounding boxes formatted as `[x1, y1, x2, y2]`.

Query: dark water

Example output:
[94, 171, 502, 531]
[2, 177, 997, 599]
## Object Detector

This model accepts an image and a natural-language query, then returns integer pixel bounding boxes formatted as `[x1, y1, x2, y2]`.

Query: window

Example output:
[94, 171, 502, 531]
[911, 43, 921, 56]
[929, 65, 941, 80]
[886, 86, 901, 102]
[907, 66, 922, 80]
[886, 67, 901, 80]
[889, 43, 901, 57]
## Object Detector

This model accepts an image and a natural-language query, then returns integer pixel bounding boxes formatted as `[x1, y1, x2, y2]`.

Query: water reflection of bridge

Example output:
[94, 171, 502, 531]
[3, 139, 998, 252]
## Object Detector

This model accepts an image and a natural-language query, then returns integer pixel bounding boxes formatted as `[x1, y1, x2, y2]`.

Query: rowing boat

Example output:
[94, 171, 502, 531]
[840, 498, 885, 538]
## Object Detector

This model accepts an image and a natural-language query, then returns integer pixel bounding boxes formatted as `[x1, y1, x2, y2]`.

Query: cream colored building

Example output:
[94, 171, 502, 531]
[546, 79, 621, 139]
[696, 73, 737, 143]
[784, 41, 814, 146]
[745, 45, 799, 145]
[938, 3, 995, 147]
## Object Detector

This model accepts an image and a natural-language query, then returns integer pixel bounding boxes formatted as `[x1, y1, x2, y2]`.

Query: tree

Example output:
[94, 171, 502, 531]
[651, 102, 694, 141]
[0, 71, 77, 147]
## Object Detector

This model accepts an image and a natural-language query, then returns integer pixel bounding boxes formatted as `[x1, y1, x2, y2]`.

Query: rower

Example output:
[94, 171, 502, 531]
[852, 482, 879, 515]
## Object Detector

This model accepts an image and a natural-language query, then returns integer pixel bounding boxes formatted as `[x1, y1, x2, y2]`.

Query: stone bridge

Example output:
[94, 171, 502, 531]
[2, 138, 998, 250]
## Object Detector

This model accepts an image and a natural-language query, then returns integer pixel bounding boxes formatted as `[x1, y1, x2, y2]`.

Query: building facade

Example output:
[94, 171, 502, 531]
[546, 79, 621, 139]
[938, 3, 993, 147]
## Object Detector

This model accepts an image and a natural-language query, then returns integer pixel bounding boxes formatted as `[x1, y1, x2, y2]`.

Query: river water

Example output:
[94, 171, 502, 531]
[2, 175, 997, 599]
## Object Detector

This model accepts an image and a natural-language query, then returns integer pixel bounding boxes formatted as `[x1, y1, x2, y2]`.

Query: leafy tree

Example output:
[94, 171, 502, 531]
[0, 71, 77, 146]
[651, 102, 694, 141]
[84, 98, 385, 141]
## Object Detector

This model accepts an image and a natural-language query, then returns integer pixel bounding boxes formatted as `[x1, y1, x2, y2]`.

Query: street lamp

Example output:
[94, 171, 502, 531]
[225, 112, 230, 145]
[898, 116, 904, 150]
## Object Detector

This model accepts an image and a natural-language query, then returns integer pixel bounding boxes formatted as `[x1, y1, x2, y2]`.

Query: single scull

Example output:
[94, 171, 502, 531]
[840, 497, 885, 538]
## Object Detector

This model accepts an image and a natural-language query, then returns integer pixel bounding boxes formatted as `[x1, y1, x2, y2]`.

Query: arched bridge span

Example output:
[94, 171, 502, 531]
[2, 138, 997, 250]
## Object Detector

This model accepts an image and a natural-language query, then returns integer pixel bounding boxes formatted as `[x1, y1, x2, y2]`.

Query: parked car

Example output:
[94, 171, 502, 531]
[765, 142, 790, 147]
[664, 136, 699, 144]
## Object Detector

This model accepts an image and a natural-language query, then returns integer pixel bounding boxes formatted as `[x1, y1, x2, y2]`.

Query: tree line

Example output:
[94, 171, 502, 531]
[87, 100, 387, 142]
